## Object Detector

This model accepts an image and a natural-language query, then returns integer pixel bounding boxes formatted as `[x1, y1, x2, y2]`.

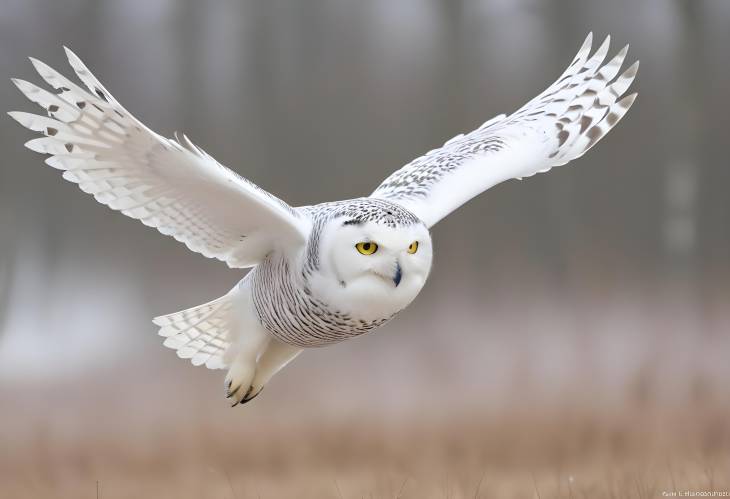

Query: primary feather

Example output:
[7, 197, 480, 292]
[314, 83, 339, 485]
[9, 48, 309, 268]
[371, 33, 638, 227]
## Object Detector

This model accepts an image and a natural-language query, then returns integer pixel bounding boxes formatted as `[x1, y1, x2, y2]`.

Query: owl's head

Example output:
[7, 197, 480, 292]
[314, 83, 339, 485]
[307, 201, 432, 320]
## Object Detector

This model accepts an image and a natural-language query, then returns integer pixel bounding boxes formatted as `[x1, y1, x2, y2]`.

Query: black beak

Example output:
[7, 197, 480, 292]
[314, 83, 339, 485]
[393, 262, 402, 287]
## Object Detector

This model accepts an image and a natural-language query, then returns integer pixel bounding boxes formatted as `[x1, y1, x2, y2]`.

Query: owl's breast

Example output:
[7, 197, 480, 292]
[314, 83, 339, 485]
[250, 254, 393, 348]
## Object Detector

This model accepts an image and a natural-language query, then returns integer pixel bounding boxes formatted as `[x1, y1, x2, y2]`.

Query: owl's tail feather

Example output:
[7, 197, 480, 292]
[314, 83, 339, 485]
[153, 293, 234, 370]
[152, 280, 301, 406]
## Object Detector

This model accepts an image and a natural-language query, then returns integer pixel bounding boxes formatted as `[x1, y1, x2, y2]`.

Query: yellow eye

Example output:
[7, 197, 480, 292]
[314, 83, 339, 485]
[355, 242, 378, 255]
[407, 241, 419, 254]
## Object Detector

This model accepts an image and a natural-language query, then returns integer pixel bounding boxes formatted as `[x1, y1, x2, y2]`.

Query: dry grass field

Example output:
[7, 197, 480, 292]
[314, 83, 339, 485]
[2, 366, 729, 499]
[2, 276, 728, 499]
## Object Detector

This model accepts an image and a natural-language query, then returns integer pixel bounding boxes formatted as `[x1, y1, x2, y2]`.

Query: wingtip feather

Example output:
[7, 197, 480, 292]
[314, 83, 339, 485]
[576, 32, 593, 59]
[28, 56, 44, 70]
[28, 57, 60, 84]
[9, 77, 31, 94]
[613, 44, 630, 67]
[588, 35, 611, 66]
[63, 45, 84, 67]
[599, 34, 611, 52]
[7, 110, 27, 125]
[152, 316, 167, 327]
[625, 60, 640, 77]
[620, 92, 638, 109]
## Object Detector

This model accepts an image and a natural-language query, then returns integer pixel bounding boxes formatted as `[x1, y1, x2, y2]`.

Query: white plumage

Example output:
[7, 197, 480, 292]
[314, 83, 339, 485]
[155, 292, 234, 370]
[372, 33, 637, 227]
[11, 50, 308, 269]
[9, 34, 637, 405]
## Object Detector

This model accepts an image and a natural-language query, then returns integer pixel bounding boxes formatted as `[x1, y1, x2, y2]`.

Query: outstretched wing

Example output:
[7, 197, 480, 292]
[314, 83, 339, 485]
[9, 48, 309, 268]
[371, 34, 638, 227]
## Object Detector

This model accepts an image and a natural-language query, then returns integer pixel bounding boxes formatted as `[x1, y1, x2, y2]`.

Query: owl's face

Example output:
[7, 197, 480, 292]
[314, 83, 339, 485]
[309, 218, 432, 320]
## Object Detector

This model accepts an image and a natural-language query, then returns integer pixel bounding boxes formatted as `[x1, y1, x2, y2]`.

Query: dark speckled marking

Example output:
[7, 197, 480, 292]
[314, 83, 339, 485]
[372, 37, 637, 209]
[252, 198, 420, 347]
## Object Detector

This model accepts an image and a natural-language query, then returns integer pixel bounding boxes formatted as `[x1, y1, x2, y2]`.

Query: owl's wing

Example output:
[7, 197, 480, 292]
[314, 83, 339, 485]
[9, 48, 309, 268]
[371, 34, 638, 228]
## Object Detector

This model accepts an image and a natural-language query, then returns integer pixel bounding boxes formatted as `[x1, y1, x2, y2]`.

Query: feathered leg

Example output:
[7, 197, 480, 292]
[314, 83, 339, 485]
[224, 328, 270, 407]
[239, 339, 302, 405]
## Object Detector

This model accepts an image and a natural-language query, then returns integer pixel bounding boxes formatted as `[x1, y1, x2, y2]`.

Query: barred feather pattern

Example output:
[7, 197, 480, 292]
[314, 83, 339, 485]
[9, 48, 308, 269]
[154, 197, 418, 357]
[251, 254, 389, 348]
[153, 294, 234, 370]
[252, 198, 417, 347]
[372, 33, 638, 227]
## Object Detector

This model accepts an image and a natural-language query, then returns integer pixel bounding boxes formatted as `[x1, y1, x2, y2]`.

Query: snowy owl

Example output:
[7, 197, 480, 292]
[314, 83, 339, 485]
[9, 33, 637, 405]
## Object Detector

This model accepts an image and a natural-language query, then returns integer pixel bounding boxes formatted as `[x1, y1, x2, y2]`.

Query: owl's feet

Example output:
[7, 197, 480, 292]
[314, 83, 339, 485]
[224, 377, 262, 407]
[223, 338, 302, 407]
[224, 357, 258, 407]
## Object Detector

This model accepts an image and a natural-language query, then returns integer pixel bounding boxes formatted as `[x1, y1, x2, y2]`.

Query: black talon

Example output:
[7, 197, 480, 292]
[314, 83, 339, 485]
[241, 387, 263, 405]
[225, 380, 240, 399]
[225, 382, 263, 407]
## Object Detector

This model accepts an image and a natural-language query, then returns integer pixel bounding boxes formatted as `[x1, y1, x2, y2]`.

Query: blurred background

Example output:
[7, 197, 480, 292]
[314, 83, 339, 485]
[1, 0, 729, 497]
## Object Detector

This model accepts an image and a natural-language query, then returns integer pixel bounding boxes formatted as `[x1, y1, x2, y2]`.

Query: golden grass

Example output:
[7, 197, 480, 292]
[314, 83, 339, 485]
[2, 392, 729, 499]
[2, 346, 730, 499]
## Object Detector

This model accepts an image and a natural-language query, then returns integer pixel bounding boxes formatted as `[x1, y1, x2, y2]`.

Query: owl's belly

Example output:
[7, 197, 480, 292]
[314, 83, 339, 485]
[250, 256, 392, 348]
